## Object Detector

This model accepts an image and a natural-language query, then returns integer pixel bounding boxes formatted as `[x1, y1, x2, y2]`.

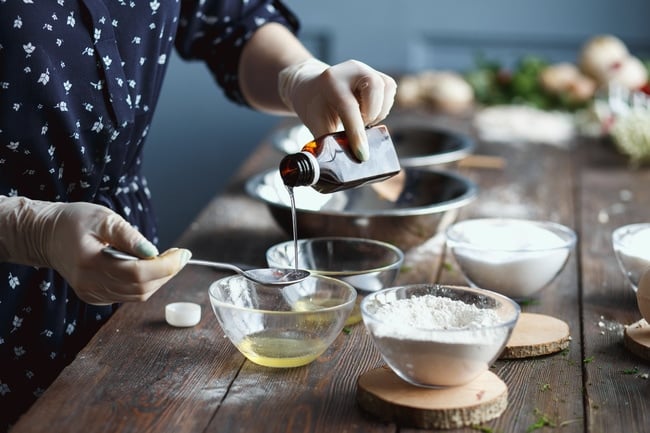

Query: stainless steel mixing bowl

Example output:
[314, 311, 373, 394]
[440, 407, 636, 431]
[245, 167, 477, 250]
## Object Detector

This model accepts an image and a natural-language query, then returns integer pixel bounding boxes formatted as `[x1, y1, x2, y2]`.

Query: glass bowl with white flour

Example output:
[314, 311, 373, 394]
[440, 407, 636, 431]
[361, 284, 520, 388]
[445, 218, 577, 299]
[612, 223, 650, 292]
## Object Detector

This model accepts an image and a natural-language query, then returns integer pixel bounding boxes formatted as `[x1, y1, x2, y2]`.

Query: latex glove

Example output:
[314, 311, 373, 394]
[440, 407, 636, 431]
[0, 195, 191, 305]
[278, 58, 397, 161]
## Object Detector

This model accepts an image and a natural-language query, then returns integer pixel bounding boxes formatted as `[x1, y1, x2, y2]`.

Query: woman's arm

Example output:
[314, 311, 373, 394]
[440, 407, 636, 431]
[238, 22, 397, 161]
[238, 22, 312, 114]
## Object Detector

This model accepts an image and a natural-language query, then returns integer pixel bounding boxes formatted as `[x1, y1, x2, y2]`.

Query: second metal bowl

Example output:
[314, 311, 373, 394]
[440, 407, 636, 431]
[246, 168, 477, 250]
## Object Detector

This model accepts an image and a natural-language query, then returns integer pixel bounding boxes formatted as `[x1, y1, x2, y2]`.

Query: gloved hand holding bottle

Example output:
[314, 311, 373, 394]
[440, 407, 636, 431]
[278, 58, 397, 162]
[238, 23, 397, 163]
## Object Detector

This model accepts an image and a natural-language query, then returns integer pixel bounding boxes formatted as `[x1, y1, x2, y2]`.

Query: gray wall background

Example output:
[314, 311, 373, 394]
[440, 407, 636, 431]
[144, 0, 650, 249]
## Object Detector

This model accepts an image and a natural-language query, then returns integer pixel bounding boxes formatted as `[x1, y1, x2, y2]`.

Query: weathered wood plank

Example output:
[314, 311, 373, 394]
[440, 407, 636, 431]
[11, 267, 245, 433]
[432, 136, 584, 433]
[576, 137, 650, 433]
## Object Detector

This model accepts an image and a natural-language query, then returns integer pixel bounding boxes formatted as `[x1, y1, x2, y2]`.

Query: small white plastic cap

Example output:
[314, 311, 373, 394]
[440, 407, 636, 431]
[165, 302, 201, 327]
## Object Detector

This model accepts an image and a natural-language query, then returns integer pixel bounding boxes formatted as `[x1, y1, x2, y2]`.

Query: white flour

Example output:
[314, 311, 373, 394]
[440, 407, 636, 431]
[366, 294, 509, 347]
[364, 293, 514, 387]
[370, 294, 500, 336]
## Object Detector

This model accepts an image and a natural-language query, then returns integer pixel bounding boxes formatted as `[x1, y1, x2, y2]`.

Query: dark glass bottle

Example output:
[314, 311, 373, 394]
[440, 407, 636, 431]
[279, 125, 401, 193]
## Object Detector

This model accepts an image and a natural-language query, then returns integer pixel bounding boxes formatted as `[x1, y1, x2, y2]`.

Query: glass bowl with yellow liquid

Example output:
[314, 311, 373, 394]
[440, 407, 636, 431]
[266, 237, 404, 325]
[208, 274, 356, 368]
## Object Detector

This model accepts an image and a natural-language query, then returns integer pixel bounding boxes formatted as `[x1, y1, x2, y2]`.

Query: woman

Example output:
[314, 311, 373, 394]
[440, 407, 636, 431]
[0, 0, 396, 429]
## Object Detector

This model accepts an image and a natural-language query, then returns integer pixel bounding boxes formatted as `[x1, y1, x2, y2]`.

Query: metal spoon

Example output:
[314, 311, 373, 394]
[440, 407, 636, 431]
[102, 246, 311, 286]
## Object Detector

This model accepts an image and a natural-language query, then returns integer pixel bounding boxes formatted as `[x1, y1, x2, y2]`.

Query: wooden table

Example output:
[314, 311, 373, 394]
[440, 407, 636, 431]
[12, 110, 650, 433]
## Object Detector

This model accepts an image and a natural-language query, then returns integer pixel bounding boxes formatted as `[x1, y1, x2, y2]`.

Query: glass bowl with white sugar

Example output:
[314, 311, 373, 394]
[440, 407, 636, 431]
[612, 223, 650, 292]
[445, 218, 577, 300]
[361, 284, 520, 388]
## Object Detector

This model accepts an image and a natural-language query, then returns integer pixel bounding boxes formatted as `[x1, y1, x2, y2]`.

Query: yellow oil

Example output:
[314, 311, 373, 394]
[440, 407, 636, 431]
[292, 297, 345, 310]
[292, 297, 360, 326]
[236, 330, 329, 368]
[346, 298, 362, 326]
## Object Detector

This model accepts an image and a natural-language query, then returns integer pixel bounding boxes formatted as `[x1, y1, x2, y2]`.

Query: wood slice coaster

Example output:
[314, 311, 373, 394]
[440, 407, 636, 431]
[500, 312, 570, 359]
[356, 366, 507, 429]
[623, 319, 650, 361]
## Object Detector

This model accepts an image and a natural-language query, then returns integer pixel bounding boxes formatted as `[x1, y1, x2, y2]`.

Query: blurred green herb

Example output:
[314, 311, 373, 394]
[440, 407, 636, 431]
[471, 425, 496, 433]
[464, 54, 587, 112]
[518, 298, 540, 307]
[342, 327, 352, 335]
[584, 356, 595, 364]
[621, 366, 640, 375]
[526, 409, 555, 432]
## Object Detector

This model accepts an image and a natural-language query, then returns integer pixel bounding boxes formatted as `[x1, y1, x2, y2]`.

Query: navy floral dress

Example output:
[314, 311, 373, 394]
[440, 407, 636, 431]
[0, 0, 298, 429]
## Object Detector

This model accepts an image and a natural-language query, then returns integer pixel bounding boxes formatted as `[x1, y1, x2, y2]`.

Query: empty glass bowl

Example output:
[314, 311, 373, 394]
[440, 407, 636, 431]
[209, 274, 356, 368]
[266, 237, 404, 293]
[266, 237, 404, 325]
[361, 284, 520, 387]
[446, 218, 577, 299]
[612, 223, 650, 292]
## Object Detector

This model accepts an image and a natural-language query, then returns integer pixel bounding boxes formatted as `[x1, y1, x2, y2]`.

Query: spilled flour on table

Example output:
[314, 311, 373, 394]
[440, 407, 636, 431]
[598, 315, 624, 336]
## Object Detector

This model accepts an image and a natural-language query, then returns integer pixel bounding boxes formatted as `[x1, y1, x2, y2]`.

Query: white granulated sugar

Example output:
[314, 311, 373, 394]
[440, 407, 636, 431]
[615, 226, 650, 289]
[458, 221, 565, 250]
[621, 226, 650, 257]
[450, 221, 571, 298]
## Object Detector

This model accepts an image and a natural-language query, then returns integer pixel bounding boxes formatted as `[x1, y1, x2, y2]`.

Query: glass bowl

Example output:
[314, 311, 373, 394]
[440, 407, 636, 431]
[266, 237, 405, 325]
[208, 274, 356, 368]
[446, 218, 577, 300]
[266, 237, 404, 293]
[361, 284, 520, 388]
[612, 223, 650, 292]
